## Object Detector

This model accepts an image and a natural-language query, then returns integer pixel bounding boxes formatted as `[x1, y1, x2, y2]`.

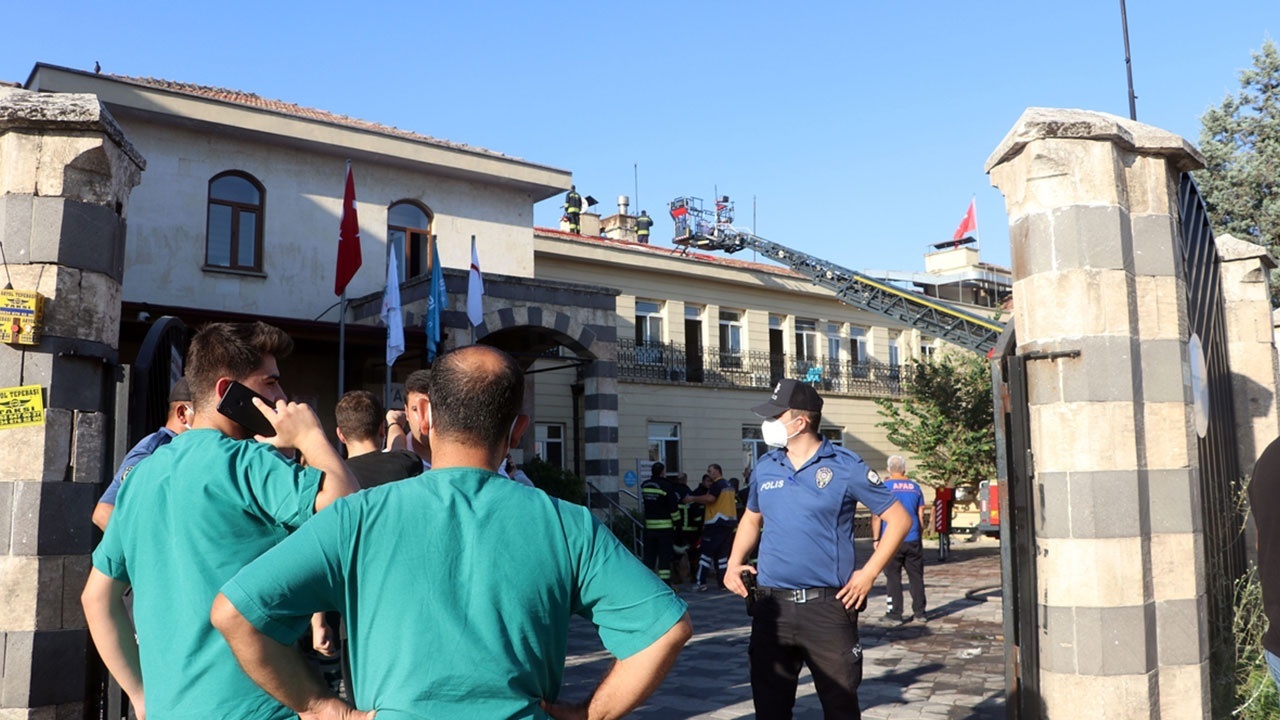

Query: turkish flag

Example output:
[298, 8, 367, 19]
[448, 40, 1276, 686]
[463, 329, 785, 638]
[952, 199, 977, 241]
[334, 164, 363, 296]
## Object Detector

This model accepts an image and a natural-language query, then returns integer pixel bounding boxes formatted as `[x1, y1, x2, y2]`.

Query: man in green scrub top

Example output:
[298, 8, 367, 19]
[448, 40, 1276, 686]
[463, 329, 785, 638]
[82, 322, 360, 720]
[213, 345, 692, 719]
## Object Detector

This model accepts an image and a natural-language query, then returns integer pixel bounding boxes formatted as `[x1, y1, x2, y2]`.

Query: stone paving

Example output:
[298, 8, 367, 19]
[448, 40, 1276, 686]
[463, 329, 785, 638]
[561, 537, 1006, 719]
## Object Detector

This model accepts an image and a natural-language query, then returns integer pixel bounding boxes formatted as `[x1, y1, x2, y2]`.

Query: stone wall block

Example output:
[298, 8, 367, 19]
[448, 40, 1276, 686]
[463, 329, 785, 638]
[1039, 536, 1145, 607]
[0, 345, 21, 389]
[1155, 596, 1207, 665]
[1049, 205, 1129, 273]
[992, 139, 1126, 220]
[1147, 468, 1201, 534]
[1056, 336, 1139, 403]
[1121, 152, 1180, 217]
[0, 130, 41, 196]
[0, 407, 75, 484]
[1134, 275, 1188, 341]
[0, 482, 12, 555]
[1039, 669, 1155, 720]
[0, 556, 37, 631]
[1129, 213, 1181, 277]
[70, 412, 106, 485]
[1156, 663, 1210, 720]
[1150, 532, 1203, 601]
[1073, 605, 1153, 675]
[1014, 268, 1133, 342]
[1140, 401, 1194, 470]
[0, 195, 33, 265]
[59, 556, 88, 630]
[1030, 402, 1136, 473]
[28, 198, 125, 281]
[34, 266, 121, 347]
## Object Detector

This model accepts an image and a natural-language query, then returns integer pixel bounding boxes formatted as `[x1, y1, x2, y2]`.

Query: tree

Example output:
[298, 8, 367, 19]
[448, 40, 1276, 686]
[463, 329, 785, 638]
[874, 351, 994, 490]
[1197, 39, 1280, 304]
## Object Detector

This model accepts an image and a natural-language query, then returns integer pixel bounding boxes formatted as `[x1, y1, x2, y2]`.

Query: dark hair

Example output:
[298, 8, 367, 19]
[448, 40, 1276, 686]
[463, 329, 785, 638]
[708, 463, 722, 474]
[405, 369, 431, 396]
[795, 408, 822, 433]
[427, 346, 523, 449]
[651, 461, 665, 477]
[335, 390, 382, 443]
[186, 322, 292, 408]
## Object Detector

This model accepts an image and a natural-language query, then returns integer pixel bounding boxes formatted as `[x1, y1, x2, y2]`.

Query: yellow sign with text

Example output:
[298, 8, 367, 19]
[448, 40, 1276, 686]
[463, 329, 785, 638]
[0, 290, 44, 345]
[0, 385, 45, 429]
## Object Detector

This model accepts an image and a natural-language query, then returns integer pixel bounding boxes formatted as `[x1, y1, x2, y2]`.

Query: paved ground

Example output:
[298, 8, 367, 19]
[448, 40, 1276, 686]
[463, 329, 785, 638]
[561, 537, 1005, 719]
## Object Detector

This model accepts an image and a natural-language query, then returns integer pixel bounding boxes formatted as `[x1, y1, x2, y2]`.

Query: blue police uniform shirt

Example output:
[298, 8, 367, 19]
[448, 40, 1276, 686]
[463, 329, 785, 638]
[884, 478, 924, 542]
[747, 438, 897, 590]
[97, 427, 178, 506]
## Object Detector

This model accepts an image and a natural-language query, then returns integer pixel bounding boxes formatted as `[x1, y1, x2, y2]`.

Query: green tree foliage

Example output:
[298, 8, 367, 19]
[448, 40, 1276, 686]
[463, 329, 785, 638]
[521, 456, 586, 505]
[874, 352, 995, 490]
[1197, 39, 1280, 303]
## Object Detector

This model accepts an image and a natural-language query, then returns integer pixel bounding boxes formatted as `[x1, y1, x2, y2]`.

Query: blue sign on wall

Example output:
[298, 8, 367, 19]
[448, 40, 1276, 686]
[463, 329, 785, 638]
[623, 470, 639, 487]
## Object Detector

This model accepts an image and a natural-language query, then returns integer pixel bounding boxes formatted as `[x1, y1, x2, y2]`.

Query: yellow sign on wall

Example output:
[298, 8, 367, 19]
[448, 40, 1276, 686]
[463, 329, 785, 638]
[0, 290, 44, 345]
[0, 385, 44, 429]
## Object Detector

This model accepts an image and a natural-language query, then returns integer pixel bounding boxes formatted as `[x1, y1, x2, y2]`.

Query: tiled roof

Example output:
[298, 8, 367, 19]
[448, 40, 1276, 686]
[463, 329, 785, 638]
[106, 73, 527, 163]
[534, 226, 807, 279]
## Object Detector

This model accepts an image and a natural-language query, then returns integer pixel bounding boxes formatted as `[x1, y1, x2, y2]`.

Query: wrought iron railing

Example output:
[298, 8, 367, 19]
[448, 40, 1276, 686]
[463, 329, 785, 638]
[618, 338, 913, 397]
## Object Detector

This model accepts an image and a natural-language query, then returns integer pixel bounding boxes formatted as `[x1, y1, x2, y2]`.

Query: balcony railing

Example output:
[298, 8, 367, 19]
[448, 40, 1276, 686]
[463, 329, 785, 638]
[618, 338, 913, 397]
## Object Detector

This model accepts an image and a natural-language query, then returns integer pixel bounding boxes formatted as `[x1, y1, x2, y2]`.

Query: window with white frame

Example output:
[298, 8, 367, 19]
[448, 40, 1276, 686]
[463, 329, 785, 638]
[920, 336, 937, 361]
[635, 300, 664, 347]
[889, 332, 901, 367]
[648, 422, 681, 474]
[535, 423, 565, 469]
[795, 318, 818, 363]
[719, 310, 743, 369]
[850, 327, 868, 364]
[827, 323, 842, 365]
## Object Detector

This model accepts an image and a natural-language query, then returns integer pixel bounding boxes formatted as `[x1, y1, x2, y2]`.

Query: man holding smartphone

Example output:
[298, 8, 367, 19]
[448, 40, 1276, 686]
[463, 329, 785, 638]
[82, 321, 359, 720]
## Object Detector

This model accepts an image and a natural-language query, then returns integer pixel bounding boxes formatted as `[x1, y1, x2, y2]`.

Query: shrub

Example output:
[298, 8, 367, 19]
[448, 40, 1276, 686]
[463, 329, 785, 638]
[522, 457, 586, 505]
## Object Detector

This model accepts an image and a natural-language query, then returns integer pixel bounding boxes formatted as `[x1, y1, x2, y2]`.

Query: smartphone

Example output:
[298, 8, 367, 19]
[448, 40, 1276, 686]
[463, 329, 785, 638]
[216, 381, 277, 437]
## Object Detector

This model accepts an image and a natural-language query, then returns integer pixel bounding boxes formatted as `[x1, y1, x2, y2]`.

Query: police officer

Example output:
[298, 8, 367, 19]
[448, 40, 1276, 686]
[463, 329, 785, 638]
[564, 185, 582, 235]
[726, 379, 912, 719]
[635, 210, 653, 243]
[642, 461, 679, 585]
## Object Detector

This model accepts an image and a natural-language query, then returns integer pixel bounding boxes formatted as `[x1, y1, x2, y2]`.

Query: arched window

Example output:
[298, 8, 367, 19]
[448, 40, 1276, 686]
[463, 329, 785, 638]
[205, 172, 265, 272]
[387, 201, 433, 281]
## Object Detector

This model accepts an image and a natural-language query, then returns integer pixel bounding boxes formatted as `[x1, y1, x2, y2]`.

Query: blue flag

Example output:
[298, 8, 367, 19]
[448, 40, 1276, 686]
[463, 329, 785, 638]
[426, 240, 448, 362]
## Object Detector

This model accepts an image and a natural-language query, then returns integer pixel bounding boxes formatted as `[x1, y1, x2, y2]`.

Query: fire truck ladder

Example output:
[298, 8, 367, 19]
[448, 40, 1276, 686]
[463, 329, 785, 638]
[669, 196, 1005, 355]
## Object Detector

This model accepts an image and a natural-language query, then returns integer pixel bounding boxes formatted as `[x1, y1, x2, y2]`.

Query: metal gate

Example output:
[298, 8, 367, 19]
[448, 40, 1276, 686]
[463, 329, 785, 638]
[994, 329, 1040, 719]
[1178, 173, 1247, 715]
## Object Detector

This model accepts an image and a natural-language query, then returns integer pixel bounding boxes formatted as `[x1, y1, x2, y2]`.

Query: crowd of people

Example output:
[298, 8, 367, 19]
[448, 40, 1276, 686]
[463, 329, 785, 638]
[85, 321, 931, 719]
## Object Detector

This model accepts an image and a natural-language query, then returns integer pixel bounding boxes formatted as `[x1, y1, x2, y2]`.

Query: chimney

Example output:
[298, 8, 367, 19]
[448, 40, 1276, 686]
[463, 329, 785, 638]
[618, 195, 630, 217]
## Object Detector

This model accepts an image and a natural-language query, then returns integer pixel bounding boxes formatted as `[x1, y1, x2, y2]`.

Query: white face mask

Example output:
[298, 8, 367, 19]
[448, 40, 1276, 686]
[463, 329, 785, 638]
[761, 416, 801, 448]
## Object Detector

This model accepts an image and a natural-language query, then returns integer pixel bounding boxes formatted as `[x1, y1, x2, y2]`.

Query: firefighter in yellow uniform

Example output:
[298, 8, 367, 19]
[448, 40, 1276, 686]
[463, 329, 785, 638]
[636, 210, 653, 244]
[642, 462, 679, 585]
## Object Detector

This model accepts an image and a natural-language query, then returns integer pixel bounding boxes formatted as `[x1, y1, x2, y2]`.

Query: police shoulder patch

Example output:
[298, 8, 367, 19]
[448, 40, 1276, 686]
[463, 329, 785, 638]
[866, 468, 883, 486]
[815, 467, 833, 489]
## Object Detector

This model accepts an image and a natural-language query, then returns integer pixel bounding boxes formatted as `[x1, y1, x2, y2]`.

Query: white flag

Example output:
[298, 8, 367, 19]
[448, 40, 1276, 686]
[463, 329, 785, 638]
[381, 250, 404, 366]
[467, 236, 485, 327]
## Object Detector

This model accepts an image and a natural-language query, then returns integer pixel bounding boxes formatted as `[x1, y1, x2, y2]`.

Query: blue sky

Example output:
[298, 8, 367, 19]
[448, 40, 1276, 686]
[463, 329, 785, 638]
[3, 1, 1276, 275]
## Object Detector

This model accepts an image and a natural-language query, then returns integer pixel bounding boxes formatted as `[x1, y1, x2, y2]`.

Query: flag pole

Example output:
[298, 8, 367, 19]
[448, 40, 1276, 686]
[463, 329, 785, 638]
[338, 290, 346, 397]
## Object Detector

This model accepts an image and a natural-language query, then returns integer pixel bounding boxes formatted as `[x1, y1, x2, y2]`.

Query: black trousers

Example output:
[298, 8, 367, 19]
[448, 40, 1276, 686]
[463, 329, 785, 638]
[643, 528, 674, 580]
[697, 522, 734, 587]
[884, 539, 926, 617]
[749, 593, 863, 719]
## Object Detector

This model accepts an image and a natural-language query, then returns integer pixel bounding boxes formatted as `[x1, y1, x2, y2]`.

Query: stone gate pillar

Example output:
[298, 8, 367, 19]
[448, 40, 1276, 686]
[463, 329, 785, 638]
[987, 108, 1209, 719]
[0, 87, 144, 718]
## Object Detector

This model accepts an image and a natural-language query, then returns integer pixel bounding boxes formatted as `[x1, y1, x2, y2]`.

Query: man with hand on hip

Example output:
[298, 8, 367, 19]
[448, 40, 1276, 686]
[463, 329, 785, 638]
[726, 378, 911, 719]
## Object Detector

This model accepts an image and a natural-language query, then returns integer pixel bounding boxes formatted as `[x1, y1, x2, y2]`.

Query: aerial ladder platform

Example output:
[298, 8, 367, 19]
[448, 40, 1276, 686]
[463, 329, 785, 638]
[669, 196, 1006, 355]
